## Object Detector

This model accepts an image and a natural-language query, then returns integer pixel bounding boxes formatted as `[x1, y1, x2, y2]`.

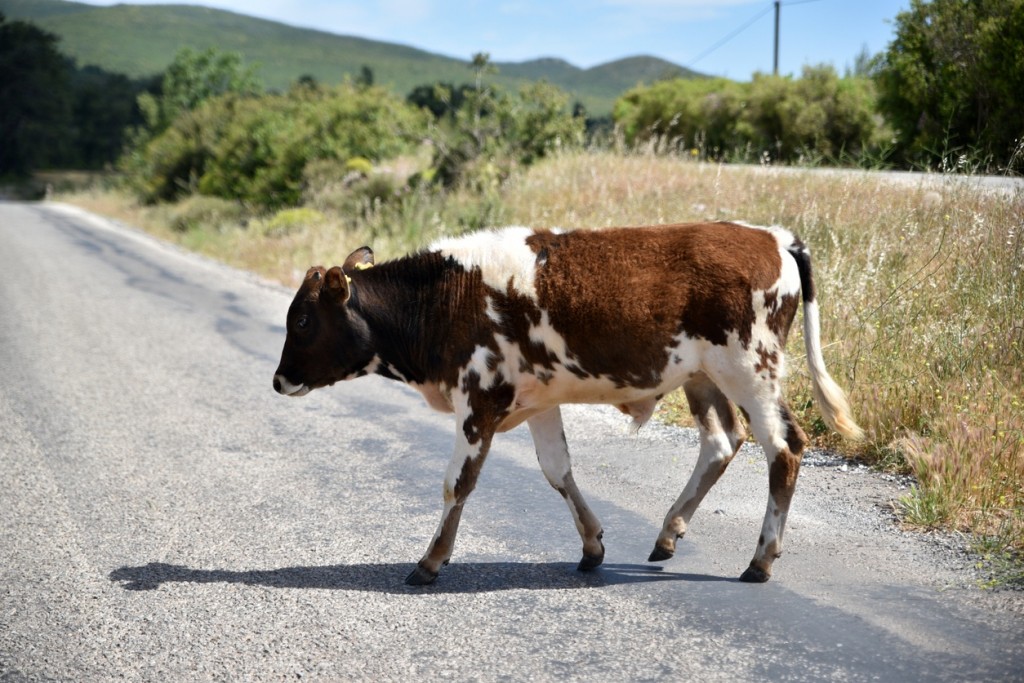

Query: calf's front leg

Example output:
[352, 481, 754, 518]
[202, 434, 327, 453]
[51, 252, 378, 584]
[527, 408, 605, 571]
[406, 400, 498, 586]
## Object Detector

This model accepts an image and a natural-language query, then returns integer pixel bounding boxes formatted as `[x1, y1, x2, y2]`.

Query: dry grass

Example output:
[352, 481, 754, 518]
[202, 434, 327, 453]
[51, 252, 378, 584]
[57, 150, 1024, 557]
[58, 177, 498, 288]
[498, 151, 1024, 556]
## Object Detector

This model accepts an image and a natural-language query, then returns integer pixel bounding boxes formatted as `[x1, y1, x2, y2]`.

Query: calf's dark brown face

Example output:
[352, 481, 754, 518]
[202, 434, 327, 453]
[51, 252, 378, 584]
[273, 264, 372, 397]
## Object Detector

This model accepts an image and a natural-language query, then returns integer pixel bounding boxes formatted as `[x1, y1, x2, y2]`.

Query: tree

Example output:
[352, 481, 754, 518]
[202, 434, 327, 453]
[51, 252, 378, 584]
[137, 46, 262, 136]
[71, 66, 153, 169]
[0, 13, 73, 176]
[294, 74, 320, 91]
[847, 44, 877, 78]
[874, 0, 1024, 170]
[466, 52, 498, 151]
[357, 65, 374, 88]
[407, 82, 474, 119]
[427, 54, 584, 188]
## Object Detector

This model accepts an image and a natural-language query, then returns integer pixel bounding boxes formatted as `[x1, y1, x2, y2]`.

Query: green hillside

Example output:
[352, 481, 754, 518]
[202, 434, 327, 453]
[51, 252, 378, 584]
[0, 0, 704, 115]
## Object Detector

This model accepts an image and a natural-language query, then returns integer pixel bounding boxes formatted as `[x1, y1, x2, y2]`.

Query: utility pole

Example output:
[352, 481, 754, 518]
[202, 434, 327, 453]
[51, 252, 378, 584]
[773, 1, 780, 75]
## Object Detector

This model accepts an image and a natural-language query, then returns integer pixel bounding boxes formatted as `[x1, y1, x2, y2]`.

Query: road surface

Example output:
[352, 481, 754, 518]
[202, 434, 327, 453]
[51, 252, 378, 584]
[1, 201, 1021, 681]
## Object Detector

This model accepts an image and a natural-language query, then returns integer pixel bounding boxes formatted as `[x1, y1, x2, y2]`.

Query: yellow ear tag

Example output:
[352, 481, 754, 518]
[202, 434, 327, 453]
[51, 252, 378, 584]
[346, 262, 371, 286]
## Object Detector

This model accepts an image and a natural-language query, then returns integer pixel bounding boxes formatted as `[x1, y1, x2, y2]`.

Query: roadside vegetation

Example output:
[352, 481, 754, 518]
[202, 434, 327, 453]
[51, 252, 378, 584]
[6, 2, 1022, 581]
[60, 149, 1024, 578]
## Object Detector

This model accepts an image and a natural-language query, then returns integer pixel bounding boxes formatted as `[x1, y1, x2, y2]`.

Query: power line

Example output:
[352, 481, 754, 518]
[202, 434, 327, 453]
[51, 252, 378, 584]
[685, 0, 832, 72]
[685, 4, 773, 68]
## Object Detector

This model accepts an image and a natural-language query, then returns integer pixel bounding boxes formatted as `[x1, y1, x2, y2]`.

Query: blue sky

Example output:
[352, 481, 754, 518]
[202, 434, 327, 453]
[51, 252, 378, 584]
[79, 0, 909, 79]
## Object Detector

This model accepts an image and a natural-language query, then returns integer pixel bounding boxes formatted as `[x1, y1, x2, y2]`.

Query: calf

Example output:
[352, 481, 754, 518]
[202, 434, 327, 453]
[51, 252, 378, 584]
[273, 222, 863, 585]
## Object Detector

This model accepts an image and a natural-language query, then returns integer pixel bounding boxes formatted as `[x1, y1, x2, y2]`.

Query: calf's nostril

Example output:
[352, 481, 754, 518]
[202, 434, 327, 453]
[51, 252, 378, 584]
[273, 377, 282, 393]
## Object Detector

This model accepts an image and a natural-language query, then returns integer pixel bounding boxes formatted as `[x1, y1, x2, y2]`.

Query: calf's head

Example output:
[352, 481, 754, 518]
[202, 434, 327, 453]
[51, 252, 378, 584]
[273, 248, 374, 397]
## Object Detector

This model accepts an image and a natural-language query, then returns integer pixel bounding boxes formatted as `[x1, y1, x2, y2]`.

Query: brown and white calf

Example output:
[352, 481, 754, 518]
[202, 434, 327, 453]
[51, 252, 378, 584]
[273, 221, 863, 585]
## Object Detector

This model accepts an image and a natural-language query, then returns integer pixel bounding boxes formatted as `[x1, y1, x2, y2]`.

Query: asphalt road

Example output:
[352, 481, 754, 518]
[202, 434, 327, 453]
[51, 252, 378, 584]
[1, 202, 1021, 682]
[734, 164, 1024, 197]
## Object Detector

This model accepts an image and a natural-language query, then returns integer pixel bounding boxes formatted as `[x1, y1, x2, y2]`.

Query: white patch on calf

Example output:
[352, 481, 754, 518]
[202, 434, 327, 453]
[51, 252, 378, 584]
[528, 310, 572, 365]
[735, 221, 798, 251]
[347, 355, 382, 380]
[483, 295, 501, 324]
[432, 226, 540, 299]
[468, 344, 498, 389]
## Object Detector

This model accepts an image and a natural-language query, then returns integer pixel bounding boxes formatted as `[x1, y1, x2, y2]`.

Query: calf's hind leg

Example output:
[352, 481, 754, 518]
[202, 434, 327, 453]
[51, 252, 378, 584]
[527, 408, 605, 570]
[735, 399, 808, 583]
[649, 373, 746, 562]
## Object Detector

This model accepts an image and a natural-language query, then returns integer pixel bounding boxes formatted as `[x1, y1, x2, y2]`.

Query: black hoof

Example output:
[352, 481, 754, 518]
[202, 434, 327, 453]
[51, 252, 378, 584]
[647, 545, 674, 562]
[405, 564, 439, 586]
[738, 564, 771, 583]
[577, 538, 606, 572]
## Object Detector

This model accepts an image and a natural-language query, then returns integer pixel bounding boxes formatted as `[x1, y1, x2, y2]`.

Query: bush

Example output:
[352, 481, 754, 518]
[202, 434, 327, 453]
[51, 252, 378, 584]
[613, 66, 888, 164]
[254, 207, 326, 238]
[612, 77, 745, 157]
[169, 195, 246, 233]
[122, 84, 428, 208]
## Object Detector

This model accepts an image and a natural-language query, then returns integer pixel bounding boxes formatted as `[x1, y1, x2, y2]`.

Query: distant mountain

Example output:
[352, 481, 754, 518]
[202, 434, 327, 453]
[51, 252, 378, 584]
[0, 0, 705, 115]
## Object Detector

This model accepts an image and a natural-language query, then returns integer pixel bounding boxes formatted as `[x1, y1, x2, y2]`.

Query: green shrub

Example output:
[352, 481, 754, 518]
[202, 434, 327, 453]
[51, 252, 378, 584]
[613, 66, 888, 164]
[122, 84, 427, 209]
[612, 77, 746, 158]
[169, 195, 245, 233]
[345, 157, 374, 176]
[255, 207, 326, 237]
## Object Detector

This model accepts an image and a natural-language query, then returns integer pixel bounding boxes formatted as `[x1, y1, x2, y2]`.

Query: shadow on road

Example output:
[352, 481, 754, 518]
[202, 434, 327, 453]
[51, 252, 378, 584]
[109, 561, 736, 593]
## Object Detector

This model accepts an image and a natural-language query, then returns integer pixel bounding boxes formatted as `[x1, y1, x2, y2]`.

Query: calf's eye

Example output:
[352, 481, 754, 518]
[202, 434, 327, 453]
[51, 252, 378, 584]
[296, 314, 310, 330]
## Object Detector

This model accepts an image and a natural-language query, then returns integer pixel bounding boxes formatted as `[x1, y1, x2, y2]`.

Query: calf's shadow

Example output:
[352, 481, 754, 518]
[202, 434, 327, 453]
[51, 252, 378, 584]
[109, 561, 732, 594]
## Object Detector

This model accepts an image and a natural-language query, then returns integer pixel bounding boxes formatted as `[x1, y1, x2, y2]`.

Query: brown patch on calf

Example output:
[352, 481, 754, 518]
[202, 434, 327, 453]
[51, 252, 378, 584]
[768, 406, 807, 512]
[754, 343, 779, 380]
[766, 292, 800, 339]
[780, 402, 809, 455]
[768, 449, 801, 511]
[525, 223, 783, 386]
[453, 454, 486, 501]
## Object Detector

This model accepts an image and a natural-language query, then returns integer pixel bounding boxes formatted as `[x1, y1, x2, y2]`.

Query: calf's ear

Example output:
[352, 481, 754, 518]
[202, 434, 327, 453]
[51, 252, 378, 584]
[343, 246, 374, 272]
[325, 266, 351, 303]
